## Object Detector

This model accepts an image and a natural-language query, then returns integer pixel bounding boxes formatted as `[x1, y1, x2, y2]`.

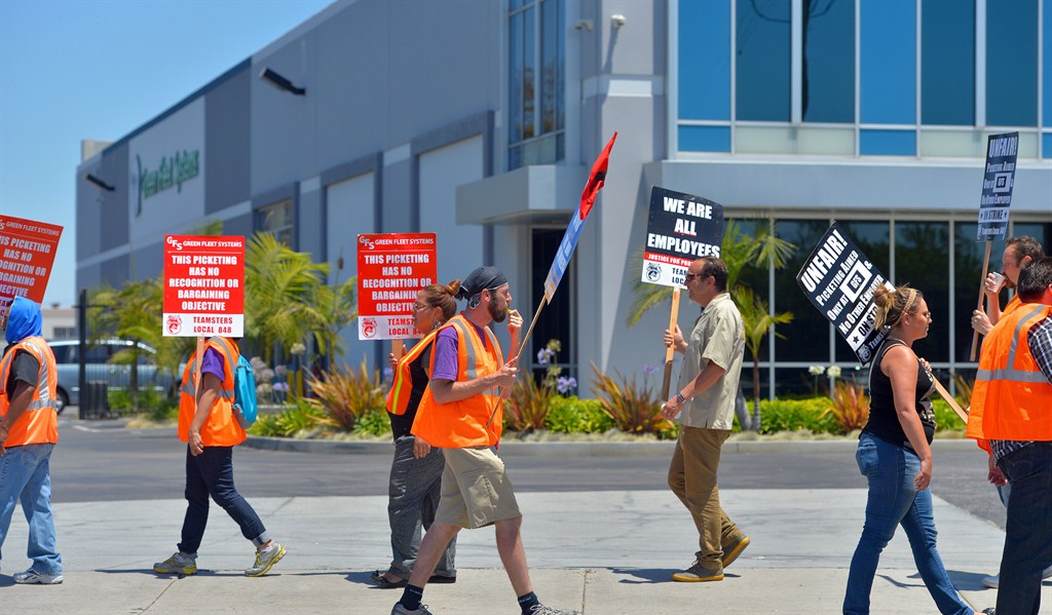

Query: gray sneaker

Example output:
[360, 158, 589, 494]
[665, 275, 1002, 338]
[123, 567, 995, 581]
[153, 551, 198, 576]
[245, 543, 286, 577]
[528, 606, 580, 615]
[391, 604, 434, 615]
[13, 569, 64, 585]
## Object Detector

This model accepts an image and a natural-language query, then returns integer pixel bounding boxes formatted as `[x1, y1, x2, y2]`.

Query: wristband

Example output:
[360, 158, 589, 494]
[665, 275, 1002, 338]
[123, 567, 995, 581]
[674, 393, 688, 405]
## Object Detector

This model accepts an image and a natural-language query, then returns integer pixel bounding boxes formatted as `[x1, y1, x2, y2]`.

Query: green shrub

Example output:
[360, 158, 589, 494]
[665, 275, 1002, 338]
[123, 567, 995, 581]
[544, 396, 615, 433]
[757, 398, 839, 435]
[353, 409, 393, 438]
[932, 399, 966, 431]
[109, 388, 177, 421]
[249, 399, 332, 438]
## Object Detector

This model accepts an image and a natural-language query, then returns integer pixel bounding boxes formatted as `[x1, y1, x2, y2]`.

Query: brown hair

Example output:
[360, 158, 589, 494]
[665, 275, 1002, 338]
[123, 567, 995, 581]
[872, 284, 924, 330]
[1006, 236, 1044, 265]
[696, 256, 729, 291]
[420, 280, 460, 321]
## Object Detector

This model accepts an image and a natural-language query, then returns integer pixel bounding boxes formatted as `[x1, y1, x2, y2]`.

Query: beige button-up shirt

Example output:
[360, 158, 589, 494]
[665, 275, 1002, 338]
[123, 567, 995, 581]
[676, 292, 745, 430]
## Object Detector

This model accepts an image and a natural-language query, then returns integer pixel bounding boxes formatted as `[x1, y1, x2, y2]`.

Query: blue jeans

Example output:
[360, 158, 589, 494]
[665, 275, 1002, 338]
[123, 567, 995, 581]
[995, 443, 1052, 615]
[843, 432, 969, 615]
[0, 444, 62, 575]
[177, 446, 268, 555]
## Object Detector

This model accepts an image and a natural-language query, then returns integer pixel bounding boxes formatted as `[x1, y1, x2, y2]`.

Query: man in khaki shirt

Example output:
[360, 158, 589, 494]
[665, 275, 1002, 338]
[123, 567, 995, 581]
[661, 256, 748, 583]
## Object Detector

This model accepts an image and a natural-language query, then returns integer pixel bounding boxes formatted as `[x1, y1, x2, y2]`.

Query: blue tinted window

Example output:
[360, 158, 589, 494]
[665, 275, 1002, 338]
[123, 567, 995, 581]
[860, 129, 916, 155]
[540, 0, 564, 133]
[803, 0, 854, 123]
[922, 0, 975, 125]
[1044, 0, 1052, 126]
[736, 0, 791, 121]
[678, 125, 731, 152]
[1044, 133, 1052, 158]
[987, 0, 1038, 126]
[860, 0, 915, 124]
[679, 0, 730, 120]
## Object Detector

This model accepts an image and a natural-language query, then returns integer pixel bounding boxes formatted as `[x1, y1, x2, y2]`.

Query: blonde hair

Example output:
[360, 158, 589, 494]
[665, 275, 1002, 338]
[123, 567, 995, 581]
[420, 280, 461, 321]
[872, 284, 922, 330]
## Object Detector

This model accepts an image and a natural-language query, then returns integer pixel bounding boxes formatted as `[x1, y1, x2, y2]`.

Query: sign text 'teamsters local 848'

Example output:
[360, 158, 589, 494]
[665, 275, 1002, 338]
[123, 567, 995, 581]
[163, 235, 245, 337]
[797, 223, 894, 364]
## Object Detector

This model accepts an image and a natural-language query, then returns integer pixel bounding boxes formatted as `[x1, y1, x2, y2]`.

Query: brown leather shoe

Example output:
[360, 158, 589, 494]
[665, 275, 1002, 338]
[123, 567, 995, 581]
[671, 560, 724, 582]
[722, 534, 751, 568]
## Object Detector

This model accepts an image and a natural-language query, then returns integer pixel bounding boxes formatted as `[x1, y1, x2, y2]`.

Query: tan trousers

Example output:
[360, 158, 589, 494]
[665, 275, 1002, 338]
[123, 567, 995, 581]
[667, 426, 741, 567]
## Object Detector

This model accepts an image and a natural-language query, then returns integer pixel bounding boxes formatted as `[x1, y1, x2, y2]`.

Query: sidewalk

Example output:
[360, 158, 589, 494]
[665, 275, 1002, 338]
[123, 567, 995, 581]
[2, 488, 1031, 613]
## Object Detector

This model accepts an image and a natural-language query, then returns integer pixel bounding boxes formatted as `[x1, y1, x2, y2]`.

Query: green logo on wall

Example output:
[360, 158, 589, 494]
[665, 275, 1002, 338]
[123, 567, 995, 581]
[135, 150, 200, 216]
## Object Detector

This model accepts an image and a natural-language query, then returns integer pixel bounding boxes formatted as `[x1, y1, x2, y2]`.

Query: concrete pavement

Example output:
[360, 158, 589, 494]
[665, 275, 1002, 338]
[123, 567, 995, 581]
[1, 489, 1031, 614]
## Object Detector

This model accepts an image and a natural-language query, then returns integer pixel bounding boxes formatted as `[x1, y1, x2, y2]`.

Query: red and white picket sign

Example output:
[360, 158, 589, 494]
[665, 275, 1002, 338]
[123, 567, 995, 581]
[356, 233, 437, 341]
[0, 215, 64, 322]
[162, 234, 245, 337]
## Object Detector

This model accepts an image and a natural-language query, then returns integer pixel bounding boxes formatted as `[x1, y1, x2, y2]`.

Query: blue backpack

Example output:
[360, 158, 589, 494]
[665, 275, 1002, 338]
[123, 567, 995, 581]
[232, 355, 258, 429]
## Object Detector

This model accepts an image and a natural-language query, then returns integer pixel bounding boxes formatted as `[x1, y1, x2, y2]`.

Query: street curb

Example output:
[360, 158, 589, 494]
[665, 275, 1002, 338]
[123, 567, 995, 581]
[243, 435, 981, 457]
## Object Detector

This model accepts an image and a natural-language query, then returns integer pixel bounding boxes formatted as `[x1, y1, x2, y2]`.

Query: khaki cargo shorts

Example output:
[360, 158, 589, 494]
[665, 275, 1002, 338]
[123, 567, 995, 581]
[434, 446, 521, 529]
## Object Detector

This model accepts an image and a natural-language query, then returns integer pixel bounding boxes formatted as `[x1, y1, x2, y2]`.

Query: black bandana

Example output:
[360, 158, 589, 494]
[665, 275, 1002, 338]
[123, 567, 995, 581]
[458, 266, 508, 300]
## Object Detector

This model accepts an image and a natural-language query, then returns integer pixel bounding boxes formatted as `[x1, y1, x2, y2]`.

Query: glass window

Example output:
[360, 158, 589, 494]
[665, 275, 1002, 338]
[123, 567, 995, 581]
[541, 0, 563, 134]
[802, 0, 854, 123]
[678, 126, 731, 152]
[679, 0, 731, 120]
[257, 200, 294, 247]
[1011, 222, 1052, 252]
[895, 221, 949, 362]
[859, 129, 916, 156]
[774, 219, 831, 362]
[834, 221, 890, 362]
[922, 0, 975, 125]
[954, 223, 1005, 363]
[860, 0, 916, 124]
[775, 367, 816, 398]
[728, 218, 771, 362]
[986, 0, 1038, 126]
[51, 345, 72, 364]
[508, 0, 564, 170]
[736, 0, 791, 121]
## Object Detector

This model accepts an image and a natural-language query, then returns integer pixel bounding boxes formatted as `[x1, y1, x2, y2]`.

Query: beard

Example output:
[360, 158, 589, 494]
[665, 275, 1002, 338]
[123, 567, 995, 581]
[1003, 274, 1017, 290]
[489, 300, 508, 323]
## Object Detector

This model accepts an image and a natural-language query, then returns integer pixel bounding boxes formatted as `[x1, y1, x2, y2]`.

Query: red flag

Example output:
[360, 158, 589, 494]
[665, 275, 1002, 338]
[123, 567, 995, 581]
[578, 132, 617, 220]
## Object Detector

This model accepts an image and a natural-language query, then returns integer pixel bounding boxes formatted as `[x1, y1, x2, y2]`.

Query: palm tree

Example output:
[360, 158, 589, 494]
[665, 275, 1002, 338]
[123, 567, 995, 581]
[304, 275, 358, 367]
[244, 233, 328, 363]
[732, 286, 793, 430]
[627, 220, 796, 430]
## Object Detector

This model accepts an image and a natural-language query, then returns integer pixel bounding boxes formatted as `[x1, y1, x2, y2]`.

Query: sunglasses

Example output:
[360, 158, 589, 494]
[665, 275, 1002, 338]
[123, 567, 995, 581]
[684, 273, 708, 283]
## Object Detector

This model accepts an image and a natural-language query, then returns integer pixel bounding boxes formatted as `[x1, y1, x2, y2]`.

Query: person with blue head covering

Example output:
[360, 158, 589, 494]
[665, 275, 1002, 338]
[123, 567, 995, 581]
[0, 295, 63, 584]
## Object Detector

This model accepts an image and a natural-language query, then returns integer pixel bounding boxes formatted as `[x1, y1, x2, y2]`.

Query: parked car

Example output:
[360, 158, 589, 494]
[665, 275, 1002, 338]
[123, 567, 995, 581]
[50, 339, 178, 414]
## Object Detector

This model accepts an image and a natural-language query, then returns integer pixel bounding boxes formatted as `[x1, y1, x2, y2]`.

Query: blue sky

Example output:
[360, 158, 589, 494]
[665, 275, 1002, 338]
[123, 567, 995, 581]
[0, 0, 333, 307]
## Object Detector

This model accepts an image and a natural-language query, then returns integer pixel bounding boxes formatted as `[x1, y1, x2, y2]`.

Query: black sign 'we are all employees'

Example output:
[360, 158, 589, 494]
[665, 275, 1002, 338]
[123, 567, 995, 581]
[977, 132, 1019, 240]
[641, 187, 725, 289]
[796, 223, 894, 364]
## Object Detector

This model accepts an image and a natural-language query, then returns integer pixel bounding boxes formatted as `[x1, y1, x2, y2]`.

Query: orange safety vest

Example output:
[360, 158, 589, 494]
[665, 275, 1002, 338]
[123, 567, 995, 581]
[1003, 294, 1022, 317]
[178, 337, 246, 447]
[967, 303, 1052, 442]
[0, 336, 59, 447]
[386, 329, 441, 416]
[411, 314, 504, 448]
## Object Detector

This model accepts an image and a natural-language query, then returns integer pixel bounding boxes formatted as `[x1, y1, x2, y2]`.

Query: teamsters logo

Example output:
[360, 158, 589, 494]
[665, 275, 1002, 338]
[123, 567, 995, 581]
[645, 262, 661, 282]
[166, 315, 182, 335]
[361, 318, 377, 338]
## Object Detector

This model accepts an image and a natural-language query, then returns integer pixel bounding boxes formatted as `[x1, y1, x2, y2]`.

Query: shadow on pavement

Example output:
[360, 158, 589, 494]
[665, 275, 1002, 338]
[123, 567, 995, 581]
[609, 567, 740, 584]
[877, 573, 925, 589]
[947, 570, 994, 591]
[94, 568, 246, 578]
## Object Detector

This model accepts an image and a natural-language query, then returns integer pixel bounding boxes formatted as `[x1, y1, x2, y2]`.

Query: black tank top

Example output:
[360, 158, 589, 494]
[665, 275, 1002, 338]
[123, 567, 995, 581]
[863, 339, 936, 450]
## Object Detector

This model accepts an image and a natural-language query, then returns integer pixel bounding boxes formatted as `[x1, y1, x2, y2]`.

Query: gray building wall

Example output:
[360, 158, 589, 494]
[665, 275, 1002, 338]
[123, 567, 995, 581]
[205, 65, 251, 214]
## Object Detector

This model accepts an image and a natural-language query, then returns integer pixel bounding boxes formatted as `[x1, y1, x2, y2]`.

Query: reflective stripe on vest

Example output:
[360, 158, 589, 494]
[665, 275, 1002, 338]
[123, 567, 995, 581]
[976, 305, 1049, 384]
[0, 336, 59, 447]
[0, 338, 58, 412]
[447, 319, 481, 379]
[180, 338, 237, 400]
[387, 329, 441, 416]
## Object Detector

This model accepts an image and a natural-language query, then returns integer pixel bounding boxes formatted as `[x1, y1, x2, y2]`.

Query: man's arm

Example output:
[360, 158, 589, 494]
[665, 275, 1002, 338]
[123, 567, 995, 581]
[1027, 318, 1052, 384]
[661, 362, 725, 419]
[430, 359, 518, 405]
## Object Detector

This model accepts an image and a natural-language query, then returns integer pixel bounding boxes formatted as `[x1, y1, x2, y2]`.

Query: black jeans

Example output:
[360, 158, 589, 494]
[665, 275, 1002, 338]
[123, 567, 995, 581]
[178, 446, 267, 555]
[996, 443, 1052, 615]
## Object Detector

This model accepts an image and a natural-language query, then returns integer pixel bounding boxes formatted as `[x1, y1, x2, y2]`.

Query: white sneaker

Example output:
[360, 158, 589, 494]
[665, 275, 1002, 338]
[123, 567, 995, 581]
[981, 564, 1052, 589]
[13, 569, 64, 585]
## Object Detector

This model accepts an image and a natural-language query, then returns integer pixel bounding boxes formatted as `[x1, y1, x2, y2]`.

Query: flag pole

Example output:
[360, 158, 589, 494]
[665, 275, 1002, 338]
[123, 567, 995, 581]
[969, 240, 993, 361]
[660, 288, 682, 399]
[513, 295, 548, 365]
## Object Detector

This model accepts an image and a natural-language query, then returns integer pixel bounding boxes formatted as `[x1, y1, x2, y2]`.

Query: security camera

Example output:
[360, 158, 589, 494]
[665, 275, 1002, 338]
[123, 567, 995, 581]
[573, 19, 593, 31]
[611, 14, 626, 28]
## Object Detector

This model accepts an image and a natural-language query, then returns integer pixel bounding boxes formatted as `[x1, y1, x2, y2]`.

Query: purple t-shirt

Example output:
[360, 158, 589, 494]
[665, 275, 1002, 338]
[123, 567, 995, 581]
[200, 348, 225, 381]
[430, 322, 489, 382]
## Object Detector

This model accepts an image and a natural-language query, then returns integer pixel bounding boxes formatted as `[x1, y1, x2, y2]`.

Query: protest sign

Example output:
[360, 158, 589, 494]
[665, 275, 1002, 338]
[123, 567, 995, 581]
[796, 223, 892, 364]
[356, 233, 437, 341]
[641, 187, 724, 288]
[976, 132, 1019, 240]
[162, 234, 245, 337]
[970, 132, 1019, 359]
[0, 215, 64, 323]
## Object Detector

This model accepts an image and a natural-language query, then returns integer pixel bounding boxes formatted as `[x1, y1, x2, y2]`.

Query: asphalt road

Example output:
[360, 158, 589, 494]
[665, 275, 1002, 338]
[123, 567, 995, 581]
[46, 418, 1006, 528]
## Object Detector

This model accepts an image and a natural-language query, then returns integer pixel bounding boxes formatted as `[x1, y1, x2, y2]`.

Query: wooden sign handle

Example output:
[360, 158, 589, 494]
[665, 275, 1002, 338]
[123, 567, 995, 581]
[969, 240, 993, 361]
[932, 376, 968, 423]
[193, 336, 205, 400]
[661, 288, 682, 400]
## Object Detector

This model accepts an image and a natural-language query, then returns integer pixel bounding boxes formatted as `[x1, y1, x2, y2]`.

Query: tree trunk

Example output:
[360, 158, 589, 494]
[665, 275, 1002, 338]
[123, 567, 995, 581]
[130, 342, 140, 412]
[751, 358, 762, 432]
